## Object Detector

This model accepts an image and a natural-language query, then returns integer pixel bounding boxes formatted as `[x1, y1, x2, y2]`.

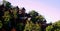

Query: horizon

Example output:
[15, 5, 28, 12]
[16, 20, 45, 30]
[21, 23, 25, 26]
[0, 0, 60, 23]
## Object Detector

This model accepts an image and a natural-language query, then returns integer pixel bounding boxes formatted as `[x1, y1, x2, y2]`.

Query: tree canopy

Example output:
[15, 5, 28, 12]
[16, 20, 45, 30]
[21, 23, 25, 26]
[0, 0, 60, 31]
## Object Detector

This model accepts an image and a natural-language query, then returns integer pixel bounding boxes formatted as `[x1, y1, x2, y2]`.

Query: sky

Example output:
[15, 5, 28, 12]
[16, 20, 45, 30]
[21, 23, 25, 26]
[0, 0, 60, 23]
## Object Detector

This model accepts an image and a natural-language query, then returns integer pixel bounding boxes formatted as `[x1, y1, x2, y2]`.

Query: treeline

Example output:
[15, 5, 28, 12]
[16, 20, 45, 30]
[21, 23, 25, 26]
[0, 1, 60, 31]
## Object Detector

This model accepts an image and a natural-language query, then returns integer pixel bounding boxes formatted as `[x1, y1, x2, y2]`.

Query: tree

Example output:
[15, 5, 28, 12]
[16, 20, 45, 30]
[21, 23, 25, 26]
[3, 11, 11, 31]
[24, 20, 41, 31]
[29, 10, 38, 17]
[46, 20, 60, 31]
[36, 15, 46, 23]
[2, 0, 11, 10]
[29, 10, 39, 23]
[5, 2, 11, 8]
[46, 25, 53, 31]
[29, 10, 46, 23]
[29, 10, 47, 31]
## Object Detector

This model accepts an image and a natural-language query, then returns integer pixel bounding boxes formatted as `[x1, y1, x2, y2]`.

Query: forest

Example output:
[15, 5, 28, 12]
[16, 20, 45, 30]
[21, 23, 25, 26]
[0, 0, 60, 31]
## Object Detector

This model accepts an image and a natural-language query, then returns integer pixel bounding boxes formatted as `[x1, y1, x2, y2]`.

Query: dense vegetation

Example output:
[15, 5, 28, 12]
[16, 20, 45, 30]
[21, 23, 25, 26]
[0, 0, 60, 31]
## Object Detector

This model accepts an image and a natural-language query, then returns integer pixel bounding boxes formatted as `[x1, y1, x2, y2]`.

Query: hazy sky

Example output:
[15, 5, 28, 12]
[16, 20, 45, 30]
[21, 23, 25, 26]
[0, 0, 60, 23]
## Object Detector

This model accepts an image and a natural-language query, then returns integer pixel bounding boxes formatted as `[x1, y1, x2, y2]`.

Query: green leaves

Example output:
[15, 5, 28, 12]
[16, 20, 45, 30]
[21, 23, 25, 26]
[0, 21, 3, 28]
[3, 11, 11, 24]
[24, 21, 33, 31]
[24, 21, 41, 31]
[29, 10, 46, 24]
[46, 25, 53, 31]
[13, 9, 17, 19]
[29, 10, 38, 17]
[1, 1, 60, 31]
[6, 2, 11, 8]
[46, 20, 60, 31]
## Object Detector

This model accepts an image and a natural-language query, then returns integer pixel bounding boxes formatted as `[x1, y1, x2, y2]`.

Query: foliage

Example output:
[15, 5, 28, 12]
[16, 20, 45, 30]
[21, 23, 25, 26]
[5, 2, 11, 8]
[3, 11, 11, 24]
[24, 21, 41, 31]
[46, 20, 60, 31]
[36, 15, 45, 23]
[0, 21, 3, 28]
[29, 10, 38, 17]
[0, 0, 60, 31]
[13, 9, 17, 19]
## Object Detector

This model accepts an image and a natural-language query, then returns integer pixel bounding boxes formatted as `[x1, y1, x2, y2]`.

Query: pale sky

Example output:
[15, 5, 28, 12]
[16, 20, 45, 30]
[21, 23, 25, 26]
[0, 0, 60, 23]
